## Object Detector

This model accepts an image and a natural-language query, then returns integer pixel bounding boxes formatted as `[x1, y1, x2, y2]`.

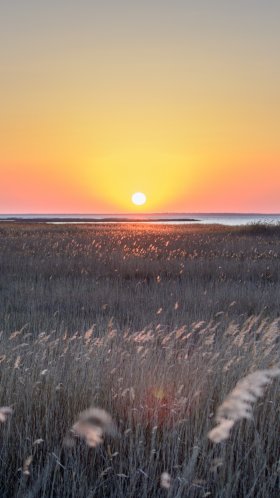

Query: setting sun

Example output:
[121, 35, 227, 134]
[0, 1, 280, 216]
[132, 192, 147, 206]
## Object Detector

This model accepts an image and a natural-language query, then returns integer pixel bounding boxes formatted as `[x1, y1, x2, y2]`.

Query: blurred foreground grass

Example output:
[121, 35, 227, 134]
[0, 222, 279, 497]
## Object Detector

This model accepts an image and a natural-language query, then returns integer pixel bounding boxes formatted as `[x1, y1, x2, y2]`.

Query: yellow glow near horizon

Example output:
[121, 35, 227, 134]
[0, 2, 280, 213]
[132, 192, 146, 206]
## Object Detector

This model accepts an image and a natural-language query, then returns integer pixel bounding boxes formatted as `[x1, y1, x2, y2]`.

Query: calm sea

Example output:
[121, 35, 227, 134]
[0, 213, 280, 226]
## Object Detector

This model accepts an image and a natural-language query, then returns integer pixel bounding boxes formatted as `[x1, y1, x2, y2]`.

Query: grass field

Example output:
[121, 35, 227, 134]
[0, 222, 279, 497]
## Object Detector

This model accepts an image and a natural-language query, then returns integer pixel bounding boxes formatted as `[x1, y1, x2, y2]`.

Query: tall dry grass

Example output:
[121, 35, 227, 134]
[0, 223, 279, 497]
[1, 222, 280, 333]
[0, 317, 279, 497]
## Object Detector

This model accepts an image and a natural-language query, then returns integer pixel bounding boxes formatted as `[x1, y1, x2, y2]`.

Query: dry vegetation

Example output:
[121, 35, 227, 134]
[0, 222, 279, 497]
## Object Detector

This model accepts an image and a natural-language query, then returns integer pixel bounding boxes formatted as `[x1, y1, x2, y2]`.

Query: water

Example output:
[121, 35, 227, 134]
[0, 213, 279, 226]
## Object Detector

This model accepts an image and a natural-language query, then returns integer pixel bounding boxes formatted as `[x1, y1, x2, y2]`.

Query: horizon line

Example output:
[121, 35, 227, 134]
[1, 212, 280, 216]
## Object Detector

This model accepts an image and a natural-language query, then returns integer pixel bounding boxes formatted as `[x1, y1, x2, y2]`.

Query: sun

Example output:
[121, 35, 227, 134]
[132, 192, 147, 206]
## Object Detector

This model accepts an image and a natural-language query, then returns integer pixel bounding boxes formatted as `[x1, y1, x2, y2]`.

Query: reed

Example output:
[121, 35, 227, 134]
[0, 222, 279, 497]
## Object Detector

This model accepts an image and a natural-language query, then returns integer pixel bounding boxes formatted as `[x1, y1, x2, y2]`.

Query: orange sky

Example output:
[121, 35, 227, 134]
[1, 1, 280, 213]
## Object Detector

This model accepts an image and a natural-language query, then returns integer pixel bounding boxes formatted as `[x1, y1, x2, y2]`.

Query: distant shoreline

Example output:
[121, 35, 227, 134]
[2, 217, 200, 223]
[1, 213, 279, 227]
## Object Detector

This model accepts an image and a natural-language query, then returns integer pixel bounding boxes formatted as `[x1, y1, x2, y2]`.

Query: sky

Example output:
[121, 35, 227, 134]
[1, 0, 280, 213]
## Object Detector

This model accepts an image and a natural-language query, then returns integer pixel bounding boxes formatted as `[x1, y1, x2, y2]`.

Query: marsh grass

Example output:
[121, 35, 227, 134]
[240, 221, 280, 237]
[0, 223, 279, 497]
[0, 316, 279, 497]
[1, 223, 280, 333]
